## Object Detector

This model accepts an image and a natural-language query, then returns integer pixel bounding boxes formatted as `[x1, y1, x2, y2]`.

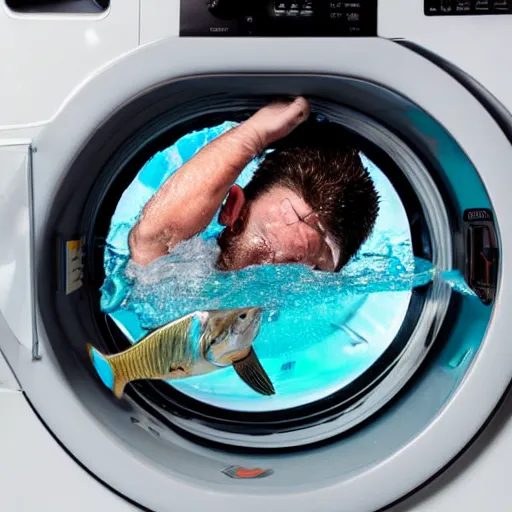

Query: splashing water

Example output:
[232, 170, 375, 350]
[102, 229, 472, 412]
[118, 234, 432, 354]
[98, 121, 478, 411]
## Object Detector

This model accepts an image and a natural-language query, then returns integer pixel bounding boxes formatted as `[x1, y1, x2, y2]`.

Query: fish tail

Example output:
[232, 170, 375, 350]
[86, 344, 127, 399]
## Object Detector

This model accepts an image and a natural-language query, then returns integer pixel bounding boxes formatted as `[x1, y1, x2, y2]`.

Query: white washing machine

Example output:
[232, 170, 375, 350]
[1, 0, 512, 510]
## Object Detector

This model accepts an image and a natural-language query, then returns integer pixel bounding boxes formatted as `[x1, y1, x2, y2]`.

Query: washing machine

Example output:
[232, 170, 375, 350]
[1, 0, 512, 511]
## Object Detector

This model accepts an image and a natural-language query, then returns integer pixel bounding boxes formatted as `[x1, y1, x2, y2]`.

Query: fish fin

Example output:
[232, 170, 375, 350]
[233, 348, 275, 396]
[112, 377, 127, 399]
[86, 344, 126, 399]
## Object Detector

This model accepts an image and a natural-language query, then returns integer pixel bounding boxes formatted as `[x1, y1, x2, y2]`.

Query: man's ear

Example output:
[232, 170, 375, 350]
[219, 185, 246, 227]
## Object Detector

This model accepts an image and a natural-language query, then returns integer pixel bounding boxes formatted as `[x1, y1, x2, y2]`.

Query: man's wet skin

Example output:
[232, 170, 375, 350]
[128, 97, 340, 271]
[216, 186, 338, 271]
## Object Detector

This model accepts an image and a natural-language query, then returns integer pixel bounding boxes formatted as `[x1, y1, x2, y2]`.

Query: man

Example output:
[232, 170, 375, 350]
[129, 97, 379, 272]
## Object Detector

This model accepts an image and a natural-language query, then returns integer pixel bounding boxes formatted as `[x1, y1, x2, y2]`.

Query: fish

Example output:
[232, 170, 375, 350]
[86, 306, 275, 399]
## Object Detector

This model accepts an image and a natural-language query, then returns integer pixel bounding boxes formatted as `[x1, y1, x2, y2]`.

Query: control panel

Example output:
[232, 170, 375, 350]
[425, 0, 511, 15]
[180, 0, 377, 37]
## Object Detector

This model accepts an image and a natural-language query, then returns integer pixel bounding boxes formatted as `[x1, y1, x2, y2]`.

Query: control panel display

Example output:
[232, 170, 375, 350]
[425, 0, 511, 15]
[180, 0, 377, 37]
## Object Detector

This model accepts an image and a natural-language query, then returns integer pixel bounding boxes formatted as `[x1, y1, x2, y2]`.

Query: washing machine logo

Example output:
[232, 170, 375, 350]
[466, 209, 492, 221]
[221, 465, 274, 479]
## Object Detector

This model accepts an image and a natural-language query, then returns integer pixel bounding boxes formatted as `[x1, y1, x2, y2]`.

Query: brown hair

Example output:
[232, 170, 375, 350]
[241, 133, 380, 270]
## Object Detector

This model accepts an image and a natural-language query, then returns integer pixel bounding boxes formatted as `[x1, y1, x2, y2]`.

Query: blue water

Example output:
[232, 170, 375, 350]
[100, 121, 475, 412]
[88, 345, 115, 391]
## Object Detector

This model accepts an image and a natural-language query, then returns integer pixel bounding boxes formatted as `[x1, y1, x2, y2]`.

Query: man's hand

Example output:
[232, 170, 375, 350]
[239, 97, 311, 154]
[129, 97, 311, 266]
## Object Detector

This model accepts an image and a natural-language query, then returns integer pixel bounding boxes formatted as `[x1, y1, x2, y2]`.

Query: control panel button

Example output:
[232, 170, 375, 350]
[441, 0, 452, 12]
[346, 11, 361, 21]
[455, 0, 471, 12]
[475, 0, 490, 11]
[289, 1, 300, 14]
[425, 0, 511, 14]
[492, 0, 510, 11]
[275, 0, 318, 16]
[328, 0, 343, 20]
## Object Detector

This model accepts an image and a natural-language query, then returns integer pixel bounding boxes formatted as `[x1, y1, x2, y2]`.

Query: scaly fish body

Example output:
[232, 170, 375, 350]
[106, 313, 200, 392]
[87, 307, 275, 398]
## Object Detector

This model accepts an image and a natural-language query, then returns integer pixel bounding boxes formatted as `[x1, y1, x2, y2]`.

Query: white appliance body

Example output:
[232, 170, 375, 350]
[1, 1, 512, 511]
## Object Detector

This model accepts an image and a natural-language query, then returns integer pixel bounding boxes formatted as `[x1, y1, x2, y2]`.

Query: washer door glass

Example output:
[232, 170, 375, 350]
[101, 119, 415, 412]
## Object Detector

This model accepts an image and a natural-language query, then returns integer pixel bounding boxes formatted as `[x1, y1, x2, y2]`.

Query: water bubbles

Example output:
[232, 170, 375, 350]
[113, 231, 436, 355]
[98, 121, 481, 411]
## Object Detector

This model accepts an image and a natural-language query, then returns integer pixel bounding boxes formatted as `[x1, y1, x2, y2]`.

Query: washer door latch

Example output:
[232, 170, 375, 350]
[463, 208, 499, 305]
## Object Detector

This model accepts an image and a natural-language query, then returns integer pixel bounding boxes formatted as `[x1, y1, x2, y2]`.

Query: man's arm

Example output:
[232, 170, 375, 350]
[129, 97, 310, 265]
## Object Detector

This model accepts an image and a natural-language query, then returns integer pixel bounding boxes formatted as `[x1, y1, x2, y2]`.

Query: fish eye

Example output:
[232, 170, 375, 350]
[239, 313, 247, 320]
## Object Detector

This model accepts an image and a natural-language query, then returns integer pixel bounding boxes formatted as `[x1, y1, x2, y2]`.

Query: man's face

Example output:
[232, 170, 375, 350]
[216, 186, 340, 272]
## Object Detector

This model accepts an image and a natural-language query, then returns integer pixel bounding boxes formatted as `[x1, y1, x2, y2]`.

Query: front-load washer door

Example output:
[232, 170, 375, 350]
[1, 37, 511, 512]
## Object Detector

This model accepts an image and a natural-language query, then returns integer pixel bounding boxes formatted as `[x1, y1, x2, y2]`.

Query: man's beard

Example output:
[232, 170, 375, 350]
[215, 204, 272, 271]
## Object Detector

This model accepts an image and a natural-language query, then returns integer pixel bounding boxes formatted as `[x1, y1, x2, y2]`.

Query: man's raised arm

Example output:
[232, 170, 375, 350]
[129, 97, 310, 265]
